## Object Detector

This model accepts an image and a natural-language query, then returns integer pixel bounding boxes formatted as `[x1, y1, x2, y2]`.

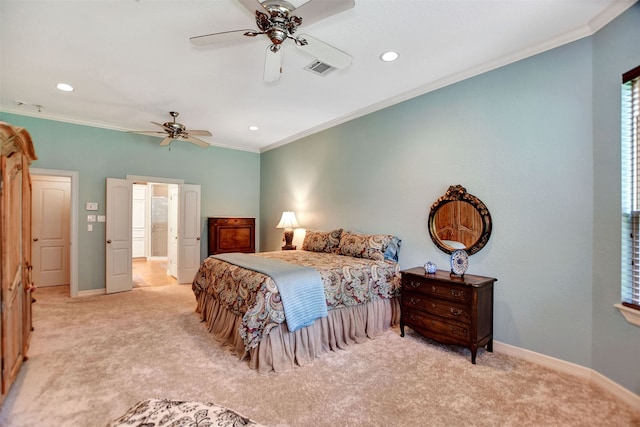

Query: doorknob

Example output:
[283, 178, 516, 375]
[107, 239, 112, 244]
[196, 237, 200, 240]
[33, 237, 38, 242]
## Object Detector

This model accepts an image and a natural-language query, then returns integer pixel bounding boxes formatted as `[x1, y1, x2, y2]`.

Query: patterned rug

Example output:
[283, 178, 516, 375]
[106, 398, 266, 427]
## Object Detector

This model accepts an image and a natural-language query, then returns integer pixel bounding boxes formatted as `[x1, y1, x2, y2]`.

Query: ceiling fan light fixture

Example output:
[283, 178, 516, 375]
[380, 51, 399, 62]
[56, 82, 74, 92]
[249, 125, 259, 131]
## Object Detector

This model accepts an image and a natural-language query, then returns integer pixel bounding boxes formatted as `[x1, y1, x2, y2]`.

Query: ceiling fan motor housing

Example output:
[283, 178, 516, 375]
[164, 112, 186, 135]
[256, 0, 303, 46]
[165, 122, 185, 133]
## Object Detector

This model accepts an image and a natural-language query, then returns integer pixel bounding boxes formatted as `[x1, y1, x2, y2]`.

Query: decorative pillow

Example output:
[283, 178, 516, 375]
[337, 231, 401, 262]
[302, 229, 343, 253]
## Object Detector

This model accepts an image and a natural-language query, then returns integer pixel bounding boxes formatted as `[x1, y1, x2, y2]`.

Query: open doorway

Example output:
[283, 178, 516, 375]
[131, 181, 178, 288]
[107, 175, 200, 293]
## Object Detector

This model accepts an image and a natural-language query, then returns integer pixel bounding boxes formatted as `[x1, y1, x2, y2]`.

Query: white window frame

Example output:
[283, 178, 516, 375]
[619, 65, 640, 326]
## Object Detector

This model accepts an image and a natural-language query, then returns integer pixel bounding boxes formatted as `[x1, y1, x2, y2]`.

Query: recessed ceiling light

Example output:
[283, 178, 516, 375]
[380, 51, 399, 62]
[56, 83, 74, 92]
[248, 125, 259, 131]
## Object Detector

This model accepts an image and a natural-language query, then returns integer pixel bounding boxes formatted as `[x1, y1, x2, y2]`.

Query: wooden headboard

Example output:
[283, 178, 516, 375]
[207, 217, 255, 255]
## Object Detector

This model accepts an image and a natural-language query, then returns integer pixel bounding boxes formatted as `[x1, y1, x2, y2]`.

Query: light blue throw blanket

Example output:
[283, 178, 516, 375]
[212, 253, 327, 332]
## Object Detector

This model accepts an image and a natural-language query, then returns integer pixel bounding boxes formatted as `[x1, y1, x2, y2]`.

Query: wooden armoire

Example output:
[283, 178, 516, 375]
[0, 122, 37, 405]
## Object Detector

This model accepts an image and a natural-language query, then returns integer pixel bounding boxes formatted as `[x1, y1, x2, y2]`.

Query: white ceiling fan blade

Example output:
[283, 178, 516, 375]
[160, 137, 173, 146]
[264, 46, 282, 82]
[190, 29, 257, 46]
[128, 130, 167, 137]
[187, 129, 213, 137]
[296, 34, 351, 69]
[237, 0, 268, 15]
[183, 135, 210, 148]
[293, 0, 354, 27]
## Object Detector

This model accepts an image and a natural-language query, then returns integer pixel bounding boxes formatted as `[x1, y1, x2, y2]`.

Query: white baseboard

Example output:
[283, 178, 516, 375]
[494, 341, 640, 409]
[76, 288, 105, 297]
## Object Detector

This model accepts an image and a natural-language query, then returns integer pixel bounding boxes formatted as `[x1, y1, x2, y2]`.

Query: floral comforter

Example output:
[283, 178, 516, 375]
[192, 250, 401, 350]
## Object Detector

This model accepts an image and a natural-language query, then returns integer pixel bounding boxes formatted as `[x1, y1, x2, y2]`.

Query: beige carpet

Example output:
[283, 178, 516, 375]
[1, 284, 638, 427]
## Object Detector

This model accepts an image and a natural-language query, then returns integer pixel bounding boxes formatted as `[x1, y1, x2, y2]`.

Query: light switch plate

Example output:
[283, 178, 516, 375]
[87, 215, 97, 222]
[86, 202, 98, 211]
[97, 215, 106, 223]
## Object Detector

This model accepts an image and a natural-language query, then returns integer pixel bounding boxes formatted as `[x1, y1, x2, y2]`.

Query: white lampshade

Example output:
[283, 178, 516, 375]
[276, 211, 300, 229]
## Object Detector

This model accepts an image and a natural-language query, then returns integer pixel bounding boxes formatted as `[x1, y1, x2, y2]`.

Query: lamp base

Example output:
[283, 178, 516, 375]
[281, 229, 295, 250]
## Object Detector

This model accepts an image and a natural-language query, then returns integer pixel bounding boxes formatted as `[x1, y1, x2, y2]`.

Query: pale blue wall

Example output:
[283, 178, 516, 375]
[261, 4, 640, 394]
[0, 113, 261, 292]
[592, 5, 640, 395]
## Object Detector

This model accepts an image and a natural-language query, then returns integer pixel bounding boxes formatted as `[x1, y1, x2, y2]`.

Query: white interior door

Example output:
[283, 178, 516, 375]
[168, 184, 179, 278]
[106, 178, 132, 294]
[177, 184, 201, 284]
[31, 175, 70, 287]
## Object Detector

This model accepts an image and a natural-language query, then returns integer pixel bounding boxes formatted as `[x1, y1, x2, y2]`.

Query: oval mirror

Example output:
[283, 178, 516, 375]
[428, 185, 492, 255]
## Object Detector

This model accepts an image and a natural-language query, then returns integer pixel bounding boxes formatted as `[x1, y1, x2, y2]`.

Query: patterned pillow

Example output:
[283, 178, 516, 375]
[302, 229, 343, 253]
[337, 231, 401, 261]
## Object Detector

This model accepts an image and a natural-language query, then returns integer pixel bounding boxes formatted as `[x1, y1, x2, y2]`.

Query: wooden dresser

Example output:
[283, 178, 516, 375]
[207, 217, 255, 255]
[1, 122, 37, 405]
[400, 267, 496, 364]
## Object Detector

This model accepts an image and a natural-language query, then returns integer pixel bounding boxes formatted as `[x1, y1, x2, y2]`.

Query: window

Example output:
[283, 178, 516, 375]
[622, 65, 640, 312]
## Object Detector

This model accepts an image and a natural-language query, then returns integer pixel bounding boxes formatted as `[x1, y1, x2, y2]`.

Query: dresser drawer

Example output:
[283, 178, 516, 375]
[402, 277, 471, 304]
[208, 217, 256, 255]
[210, 218, 254, 226]
[402, 290, 471, 324]
[402, 307, 469, 341]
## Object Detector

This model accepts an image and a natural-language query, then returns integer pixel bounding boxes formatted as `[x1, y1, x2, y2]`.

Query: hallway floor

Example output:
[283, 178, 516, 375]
[132, 258, 176, 287]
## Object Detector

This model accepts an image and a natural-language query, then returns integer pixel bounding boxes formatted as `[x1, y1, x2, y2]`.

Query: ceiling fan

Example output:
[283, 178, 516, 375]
[190, 0, 354, 82]
[129, 112, 212, 148]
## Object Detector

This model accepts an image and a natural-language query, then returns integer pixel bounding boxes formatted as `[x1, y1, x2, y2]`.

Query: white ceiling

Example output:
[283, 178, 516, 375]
[0, 0, 635, 153]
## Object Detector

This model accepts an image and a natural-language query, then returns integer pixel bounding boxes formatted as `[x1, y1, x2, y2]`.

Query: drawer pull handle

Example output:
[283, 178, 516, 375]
[450, 289, 466, 298]
[450, 308, 462, 316]
[409, 297, 421, 305]
[409, 281, 420, 288]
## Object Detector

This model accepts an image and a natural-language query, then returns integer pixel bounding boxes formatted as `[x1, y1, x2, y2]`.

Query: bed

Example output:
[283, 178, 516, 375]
[192, 229, 402, 373]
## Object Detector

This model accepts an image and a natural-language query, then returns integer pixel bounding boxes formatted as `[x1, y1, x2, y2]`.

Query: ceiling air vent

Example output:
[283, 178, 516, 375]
[305, 60, 335, 76]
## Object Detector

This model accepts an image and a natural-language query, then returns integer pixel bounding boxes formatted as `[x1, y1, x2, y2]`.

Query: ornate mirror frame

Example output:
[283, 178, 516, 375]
[428, 185, 492, 255]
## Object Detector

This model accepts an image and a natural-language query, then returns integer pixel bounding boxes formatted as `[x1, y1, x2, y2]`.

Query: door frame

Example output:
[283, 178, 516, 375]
[127, 175, 185, 280]
[31, 168, 79, 297]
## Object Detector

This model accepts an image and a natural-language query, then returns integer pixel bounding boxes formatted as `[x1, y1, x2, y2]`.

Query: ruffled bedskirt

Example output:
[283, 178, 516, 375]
[195, 291, 400, 373]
